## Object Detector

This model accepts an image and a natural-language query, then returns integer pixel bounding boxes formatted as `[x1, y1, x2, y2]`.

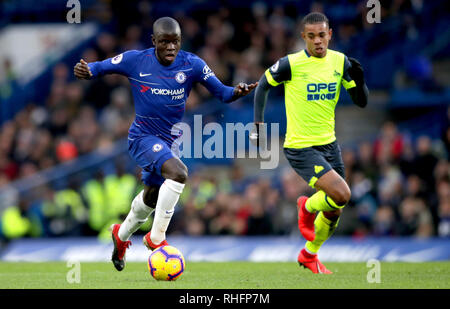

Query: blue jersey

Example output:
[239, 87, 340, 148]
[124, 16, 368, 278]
[88, 48, 235, 145]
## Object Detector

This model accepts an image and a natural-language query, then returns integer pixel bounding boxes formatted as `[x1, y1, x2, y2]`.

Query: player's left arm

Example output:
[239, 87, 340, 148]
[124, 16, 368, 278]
[195, 58, 257, 103]
[343, 56, 369, 108]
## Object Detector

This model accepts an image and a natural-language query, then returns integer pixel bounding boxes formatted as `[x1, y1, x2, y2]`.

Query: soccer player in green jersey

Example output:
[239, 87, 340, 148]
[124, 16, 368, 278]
[251, 12, 369, 274]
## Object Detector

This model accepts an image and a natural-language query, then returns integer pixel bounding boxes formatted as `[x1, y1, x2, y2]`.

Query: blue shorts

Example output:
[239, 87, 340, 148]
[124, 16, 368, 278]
[128, 135, 177, 186]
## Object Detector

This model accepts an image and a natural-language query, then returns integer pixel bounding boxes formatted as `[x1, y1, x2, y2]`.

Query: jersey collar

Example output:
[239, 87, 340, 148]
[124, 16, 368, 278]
[304, 49, 328, 61]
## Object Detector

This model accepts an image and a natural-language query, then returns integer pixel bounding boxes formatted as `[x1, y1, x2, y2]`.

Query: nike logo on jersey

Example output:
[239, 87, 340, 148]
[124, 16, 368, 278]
[139, 72, 152, 77]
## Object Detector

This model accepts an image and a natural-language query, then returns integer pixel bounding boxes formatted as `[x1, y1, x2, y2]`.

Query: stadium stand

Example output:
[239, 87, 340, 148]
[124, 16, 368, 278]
[0, 0, 449, 247]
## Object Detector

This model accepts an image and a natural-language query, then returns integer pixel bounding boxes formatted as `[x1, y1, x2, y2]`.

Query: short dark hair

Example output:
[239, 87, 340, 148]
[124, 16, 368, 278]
[301, 12, 329, 29]
[153, 17, 181, 36]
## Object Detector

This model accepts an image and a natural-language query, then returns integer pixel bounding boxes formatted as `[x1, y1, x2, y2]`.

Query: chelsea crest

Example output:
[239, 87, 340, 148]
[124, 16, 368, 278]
[175, 72, 186, 84]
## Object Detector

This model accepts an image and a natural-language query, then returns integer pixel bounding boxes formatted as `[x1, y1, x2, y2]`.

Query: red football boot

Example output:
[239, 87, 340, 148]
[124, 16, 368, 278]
[297, 248, 332, 274]
[143, 231, 168, 251]
[297, 196, 316, 241]
[110, 224, 132, 271]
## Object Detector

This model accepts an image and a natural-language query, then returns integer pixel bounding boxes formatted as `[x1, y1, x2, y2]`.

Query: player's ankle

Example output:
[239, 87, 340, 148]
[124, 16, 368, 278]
[303, 247, 317, 257]
[150, 233, 165, 245]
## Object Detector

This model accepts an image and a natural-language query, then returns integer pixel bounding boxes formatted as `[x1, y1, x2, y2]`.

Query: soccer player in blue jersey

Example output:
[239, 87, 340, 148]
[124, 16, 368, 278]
[74, 17, 257, 271]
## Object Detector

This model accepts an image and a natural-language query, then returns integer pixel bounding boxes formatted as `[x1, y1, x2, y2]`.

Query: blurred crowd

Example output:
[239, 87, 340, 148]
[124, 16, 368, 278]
[169, 120, 450, 239]
[2, 117, 449, 241]
[340, 121, 450, 238]
[0, 0, 449, 242]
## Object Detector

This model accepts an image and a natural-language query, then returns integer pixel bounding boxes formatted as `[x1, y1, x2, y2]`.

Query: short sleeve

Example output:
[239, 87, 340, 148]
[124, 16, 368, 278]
[88, 50, 140, 78]
[264, 56, 291, 87]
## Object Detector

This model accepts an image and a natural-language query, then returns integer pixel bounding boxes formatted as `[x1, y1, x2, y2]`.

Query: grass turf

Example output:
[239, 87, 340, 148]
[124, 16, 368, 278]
[0, 261, 449, 289]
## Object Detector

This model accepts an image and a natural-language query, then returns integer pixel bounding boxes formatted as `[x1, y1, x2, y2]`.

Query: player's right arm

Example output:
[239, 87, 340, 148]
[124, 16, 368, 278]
[73, 59, 92, 79]
[250, 56, 291, 147]
[193, 56, 257, 103]
[73, 51, 139, 80]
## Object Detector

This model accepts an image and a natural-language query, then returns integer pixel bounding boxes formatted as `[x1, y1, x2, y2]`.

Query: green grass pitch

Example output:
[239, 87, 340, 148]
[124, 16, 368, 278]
[0, 261, 449, 289]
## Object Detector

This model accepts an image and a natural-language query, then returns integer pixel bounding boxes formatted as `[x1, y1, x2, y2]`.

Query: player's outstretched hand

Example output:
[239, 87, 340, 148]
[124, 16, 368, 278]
[348, 57, 364, 82]
[74, 59, 93, 80]
[233, 82, 258, 98]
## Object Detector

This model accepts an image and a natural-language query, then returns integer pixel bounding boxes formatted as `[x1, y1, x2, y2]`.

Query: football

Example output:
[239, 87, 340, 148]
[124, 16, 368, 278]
[147, 245, 185, 281]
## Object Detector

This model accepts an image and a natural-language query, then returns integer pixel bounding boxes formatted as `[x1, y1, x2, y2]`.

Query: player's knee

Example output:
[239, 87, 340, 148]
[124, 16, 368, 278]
[337, 187, 351, 206]
[167, 166, 188, 184]
[330, 186, 351, 207]
[173, 171, 188, 184]
[162, 158, 189, 184]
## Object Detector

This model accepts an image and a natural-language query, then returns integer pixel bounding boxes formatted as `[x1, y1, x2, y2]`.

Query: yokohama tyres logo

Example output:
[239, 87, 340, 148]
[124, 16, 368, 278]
[202, 65, 215, 80]
[150, 88, 185, 96]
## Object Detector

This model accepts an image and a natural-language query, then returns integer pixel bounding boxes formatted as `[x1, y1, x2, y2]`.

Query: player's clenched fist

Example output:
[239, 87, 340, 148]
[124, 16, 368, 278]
[249, 122, 267, 150]
[73, 59, 93, 80]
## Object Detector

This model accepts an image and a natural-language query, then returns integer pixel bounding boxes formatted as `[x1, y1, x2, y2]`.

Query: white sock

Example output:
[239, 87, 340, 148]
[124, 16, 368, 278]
[118, 190, 154, 241]
[150, 179, 185, 245]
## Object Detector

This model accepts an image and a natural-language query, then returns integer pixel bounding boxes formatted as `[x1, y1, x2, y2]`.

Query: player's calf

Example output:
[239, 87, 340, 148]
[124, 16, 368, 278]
[147, 178, 185, 249]
[143, 185, 160, 208]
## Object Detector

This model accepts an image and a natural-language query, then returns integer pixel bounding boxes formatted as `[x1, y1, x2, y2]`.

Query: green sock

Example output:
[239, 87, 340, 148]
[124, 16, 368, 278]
[305, 190, 342, 213]
[305, 211, 339, 254]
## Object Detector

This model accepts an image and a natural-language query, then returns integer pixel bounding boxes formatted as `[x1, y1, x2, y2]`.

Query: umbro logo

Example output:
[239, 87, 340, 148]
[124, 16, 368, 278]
[333, 70, 341, 77]
[139, 72, 152, 77]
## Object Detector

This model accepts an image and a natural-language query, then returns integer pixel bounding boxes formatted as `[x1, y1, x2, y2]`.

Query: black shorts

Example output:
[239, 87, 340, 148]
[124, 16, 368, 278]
[284, 140, 345, 188]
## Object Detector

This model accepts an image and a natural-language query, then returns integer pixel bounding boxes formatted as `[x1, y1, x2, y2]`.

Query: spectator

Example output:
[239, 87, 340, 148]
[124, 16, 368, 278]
[373, 121, 405, 165]
[412, 135, 439, 193]
[436, 178, 450, 237]
[396, 197, 433, 237]
[373, 205, 396, 236]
